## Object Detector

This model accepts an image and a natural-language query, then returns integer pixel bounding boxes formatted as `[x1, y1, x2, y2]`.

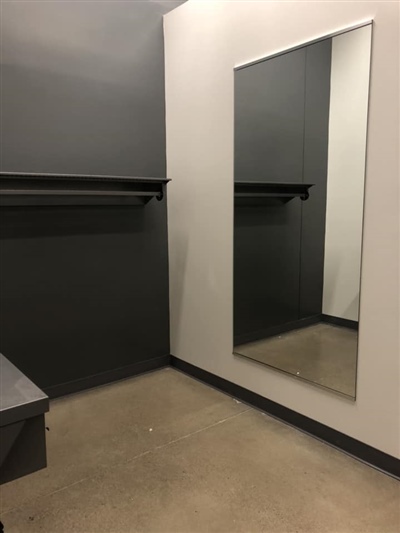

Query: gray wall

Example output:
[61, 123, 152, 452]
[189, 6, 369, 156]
[1, 0, 183, 175]
[0, 0, 182, 392]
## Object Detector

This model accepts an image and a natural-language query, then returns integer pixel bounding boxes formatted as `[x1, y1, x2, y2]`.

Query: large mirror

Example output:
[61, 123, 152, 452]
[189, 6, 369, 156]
[233, 23, 372, 399]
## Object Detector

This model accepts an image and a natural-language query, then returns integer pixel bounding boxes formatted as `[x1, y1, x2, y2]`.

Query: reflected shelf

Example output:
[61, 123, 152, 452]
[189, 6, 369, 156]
[234, 181, 314, 206]
[0, 172, 170, 207]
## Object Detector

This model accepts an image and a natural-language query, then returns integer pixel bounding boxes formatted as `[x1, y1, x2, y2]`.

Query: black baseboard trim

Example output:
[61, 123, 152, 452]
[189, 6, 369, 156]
[170, 356, 399, 480]
[42, 354, 398, 479]
[234, 315, 321, 345]
[321, 314, 358, 331]
[44, 355, 171, 399]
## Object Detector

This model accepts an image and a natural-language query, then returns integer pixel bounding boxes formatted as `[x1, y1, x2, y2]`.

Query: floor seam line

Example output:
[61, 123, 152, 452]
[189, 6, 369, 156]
[124, 407, 253, 461]
[111, 407, 253, 472]
[1, 407, 251, 516]
[2, 477, 91, 516]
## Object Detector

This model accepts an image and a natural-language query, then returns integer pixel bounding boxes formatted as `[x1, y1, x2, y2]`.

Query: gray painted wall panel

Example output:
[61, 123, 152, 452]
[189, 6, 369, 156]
[1, 1, 182, 175]
[0, 0, 181, 390]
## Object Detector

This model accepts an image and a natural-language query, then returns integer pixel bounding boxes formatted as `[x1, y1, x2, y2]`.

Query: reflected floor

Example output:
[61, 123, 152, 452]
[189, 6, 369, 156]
[236, 323, 357, 397]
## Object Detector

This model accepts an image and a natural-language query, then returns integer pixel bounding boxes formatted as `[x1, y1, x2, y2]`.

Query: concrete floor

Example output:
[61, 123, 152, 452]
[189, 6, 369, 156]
[1, 368, 399, 533]
[236, 323, 358, 397]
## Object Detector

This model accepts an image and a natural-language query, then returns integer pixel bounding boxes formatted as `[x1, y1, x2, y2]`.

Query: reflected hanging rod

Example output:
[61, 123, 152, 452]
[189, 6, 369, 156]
[234, 181, 314, 206]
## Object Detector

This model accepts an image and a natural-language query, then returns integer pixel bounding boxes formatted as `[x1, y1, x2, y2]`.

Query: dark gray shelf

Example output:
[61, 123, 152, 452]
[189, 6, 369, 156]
[0, 354, 49, 485]
[0, 354, 49, 427]
[234, 181, 314, 206]
[0, 172, 170, 206]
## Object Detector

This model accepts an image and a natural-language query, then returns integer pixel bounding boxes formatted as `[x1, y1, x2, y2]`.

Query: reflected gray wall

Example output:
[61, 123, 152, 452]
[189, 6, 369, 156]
[234, 50, 306, 340]
[234, 40, 331, 343]
[234, 49, 306, 183]
[0, 0, 183, 392]
[299, 40, 332, 318]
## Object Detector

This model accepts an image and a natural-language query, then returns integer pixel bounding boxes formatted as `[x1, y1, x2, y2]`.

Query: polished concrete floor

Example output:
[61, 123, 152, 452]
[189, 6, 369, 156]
[1, 368, 399, 533]
[236, 323, 358, 397]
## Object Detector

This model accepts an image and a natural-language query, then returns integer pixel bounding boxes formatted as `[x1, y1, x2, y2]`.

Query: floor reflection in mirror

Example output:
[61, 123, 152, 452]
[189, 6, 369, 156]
[236, 323, 357, 397]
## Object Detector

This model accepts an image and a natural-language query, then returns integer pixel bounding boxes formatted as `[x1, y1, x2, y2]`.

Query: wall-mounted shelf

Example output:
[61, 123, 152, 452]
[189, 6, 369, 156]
[0, 353, 49, 485]
[234, 181, 314, 206]
[0, 172, 170, 207]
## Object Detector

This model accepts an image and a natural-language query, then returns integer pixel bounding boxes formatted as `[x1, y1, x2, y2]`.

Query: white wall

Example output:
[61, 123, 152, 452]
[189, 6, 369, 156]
[323, 26, 371, 321]
[164, 1, 399, 457]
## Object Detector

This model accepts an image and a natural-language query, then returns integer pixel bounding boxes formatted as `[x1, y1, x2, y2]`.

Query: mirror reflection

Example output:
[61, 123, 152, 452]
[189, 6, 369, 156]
[233, 24, 372, 398]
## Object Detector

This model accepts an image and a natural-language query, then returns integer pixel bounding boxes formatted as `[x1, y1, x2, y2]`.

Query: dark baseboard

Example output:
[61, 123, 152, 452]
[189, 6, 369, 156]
[170, 356, 399, 480]
[234, 315, 321, 346]
[44, 355, 171, 399]
[42, 352, 398, 479]
[321, 314, 358, 331]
